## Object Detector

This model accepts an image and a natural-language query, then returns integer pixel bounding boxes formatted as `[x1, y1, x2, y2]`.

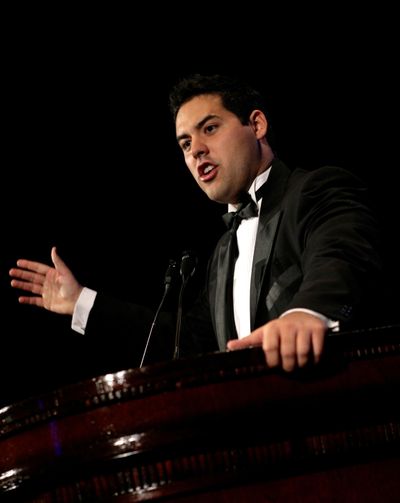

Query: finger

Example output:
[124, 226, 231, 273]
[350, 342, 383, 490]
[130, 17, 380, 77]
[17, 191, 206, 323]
[18, 296, 44, 308]
[226, 330, 263, 350]
[9, 268, 46, 285]
[296, 330, 312, 368]
[51, 247, 69, 275]
[311, 330, 325, 363]
[14, 259, 50, 275]
[278, 330, 297, 372]
[263, 328, 282, 369]
[10, 279, 44, 295]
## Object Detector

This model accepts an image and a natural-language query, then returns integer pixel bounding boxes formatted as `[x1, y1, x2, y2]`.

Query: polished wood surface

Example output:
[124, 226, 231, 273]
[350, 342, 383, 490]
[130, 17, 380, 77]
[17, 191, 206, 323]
[1, 325, 399, 502]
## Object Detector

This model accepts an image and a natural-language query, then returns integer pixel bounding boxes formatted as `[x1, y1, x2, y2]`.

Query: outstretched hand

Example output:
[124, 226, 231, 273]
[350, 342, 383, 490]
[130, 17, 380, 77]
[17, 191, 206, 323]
[227, 311, 327, 372]
[9, 247, 83, 315]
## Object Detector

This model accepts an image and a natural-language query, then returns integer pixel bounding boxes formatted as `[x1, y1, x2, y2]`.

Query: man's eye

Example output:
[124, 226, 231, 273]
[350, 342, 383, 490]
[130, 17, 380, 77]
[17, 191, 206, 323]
[182, 140, 191, 151]
[205, 124, 216, 133]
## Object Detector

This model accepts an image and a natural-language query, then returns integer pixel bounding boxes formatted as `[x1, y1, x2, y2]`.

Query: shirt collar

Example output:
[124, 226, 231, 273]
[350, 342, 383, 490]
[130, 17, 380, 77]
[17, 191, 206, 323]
[228, 166, 272, 213]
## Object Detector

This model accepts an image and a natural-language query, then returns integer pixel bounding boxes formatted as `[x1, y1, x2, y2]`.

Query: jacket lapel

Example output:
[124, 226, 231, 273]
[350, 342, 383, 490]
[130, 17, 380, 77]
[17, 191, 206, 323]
[250, 159, 291, 328]
[214, 231, 237, 351]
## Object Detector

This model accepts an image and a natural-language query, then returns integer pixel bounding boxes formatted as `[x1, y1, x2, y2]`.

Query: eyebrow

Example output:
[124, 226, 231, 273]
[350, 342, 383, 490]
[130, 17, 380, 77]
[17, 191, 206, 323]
[176, 114, 220, 143]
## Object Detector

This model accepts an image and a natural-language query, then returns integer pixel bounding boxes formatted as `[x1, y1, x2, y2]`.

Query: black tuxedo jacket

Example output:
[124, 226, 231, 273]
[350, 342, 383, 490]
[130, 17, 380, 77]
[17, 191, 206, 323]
[86, 160, 383, 364]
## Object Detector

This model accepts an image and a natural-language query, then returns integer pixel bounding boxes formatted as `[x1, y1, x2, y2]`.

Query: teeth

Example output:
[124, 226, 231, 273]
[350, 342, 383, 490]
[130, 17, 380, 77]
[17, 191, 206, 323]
[204, 165, 213, 174]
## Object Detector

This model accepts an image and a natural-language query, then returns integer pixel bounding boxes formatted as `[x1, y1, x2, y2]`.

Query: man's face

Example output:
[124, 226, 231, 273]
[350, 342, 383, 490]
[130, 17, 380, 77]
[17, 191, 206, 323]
[175, 94, 262, 205]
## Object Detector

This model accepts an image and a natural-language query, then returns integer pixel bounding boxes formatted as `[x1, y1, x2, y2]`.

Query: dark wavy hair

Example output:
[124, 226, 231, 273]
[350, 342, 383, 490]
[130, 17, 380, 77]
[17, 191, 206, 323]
[168, 73, 275, 148]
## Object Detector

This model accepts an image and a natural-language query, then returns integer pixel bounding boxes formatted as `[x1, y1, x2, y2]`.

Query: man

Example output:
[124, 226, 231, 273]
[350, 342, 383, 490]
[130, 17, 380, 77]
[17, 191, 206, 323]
[9, 74, 382, 371]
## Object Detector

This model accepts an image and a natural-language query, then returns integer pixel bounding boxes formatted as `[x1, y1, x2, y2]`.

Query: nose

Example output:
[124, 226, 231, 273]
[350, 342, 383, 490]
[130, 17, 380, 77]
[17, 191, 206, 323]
[191, 136, 208, 159]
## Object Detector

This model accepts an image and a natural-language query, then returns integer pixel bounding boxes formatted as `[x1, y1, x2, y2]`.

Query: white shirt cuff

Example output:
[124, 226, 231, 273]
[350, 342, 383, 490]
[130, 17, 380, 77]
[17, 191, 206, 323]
[280, 308, 340, 332]
[71, 287, 97, 335]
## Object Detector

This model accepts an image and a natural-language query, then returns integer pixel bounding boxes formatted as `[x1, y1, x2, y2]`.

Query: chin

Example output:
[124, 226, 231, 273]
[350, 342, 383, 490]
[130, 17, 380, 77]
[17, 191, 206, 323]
[203, 184, 235, 205]
[206, 192, 228, 205]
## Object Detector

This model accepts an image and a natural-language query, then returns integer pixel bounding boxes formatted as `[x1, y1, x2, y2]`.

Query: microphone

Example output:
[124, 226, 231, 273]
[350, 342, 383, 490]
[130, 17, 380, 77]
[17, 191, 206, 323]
[164, 258, 178, 289]
[173, 250, 197, 359]
[180, 250, 197, 281]
[140, 259, 178, 368]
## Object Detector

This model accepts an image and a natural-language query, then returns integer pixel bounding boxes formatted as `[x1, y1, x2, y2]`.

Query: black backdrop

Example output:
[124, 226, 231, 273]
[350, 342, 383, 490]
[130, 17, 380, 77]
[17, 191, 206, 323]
[2, 10, 399, 405]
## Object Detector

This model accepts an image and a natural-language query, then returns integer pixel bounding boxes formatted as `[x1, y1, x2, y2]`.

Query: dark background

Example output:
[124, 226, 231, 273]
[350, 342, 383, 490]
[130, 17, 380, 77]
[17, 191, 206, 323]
[1, 9, 399, 405]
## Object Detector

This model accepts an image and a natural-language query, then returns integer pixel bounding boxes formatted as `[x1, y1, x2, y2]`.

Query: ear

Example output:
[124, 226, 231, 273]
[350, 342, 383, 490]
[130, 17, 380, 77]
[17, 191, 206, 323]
[249, 110, 268, 139]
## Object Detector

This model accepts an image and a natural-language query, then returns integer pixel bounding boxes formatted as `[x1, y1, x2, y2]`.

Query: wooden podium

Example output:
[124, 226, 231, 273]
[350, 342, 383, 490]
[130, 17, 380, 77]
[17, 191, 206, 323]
[1, 326, 400, 502]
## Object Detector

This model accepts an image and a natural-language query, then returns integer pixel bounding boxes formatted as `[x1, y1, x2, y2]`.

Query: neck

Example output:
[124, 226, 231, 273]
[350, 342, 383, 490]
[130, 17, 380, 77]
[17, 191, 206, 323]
[228, 164, 273, 212]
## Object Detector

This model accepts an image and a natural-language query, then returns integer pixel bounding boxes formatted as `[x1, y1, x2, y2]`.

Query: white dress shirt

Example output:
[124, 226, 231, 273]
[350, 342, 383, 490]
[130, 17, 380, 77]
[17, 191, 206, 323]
[230, 169, 271, 339]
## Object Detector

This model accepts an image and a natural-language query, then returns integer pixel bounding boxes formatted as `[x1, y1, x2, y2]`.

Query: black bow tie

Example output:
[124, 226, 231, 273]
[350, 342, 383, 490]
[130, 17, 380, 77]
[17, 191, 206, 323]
[222, 192, 259, 231]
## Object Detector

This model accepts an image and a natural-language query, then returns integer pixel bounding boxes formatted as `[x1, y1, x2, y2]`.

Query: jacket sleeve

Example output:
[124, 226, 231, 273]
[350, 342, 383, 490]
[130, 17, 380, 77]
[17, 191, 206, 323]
[282, 166, 383, 326]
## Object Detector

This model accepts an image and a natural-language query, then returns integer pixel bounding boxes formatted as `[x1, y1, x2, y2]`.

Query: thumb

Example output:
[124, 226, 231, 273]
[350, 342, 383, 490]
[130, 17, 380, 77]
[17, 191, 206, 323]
[51, 246, 70, 274]
[227, 329, 263, 351]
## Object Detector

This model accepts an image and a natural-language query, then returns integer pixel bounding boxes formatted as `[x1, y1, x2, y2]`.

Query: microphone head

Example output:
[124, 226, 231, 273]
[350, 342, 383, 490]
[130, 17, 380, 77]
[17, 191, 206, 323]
[164, 259, 178, 286]
[180, 250, 197, 281]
